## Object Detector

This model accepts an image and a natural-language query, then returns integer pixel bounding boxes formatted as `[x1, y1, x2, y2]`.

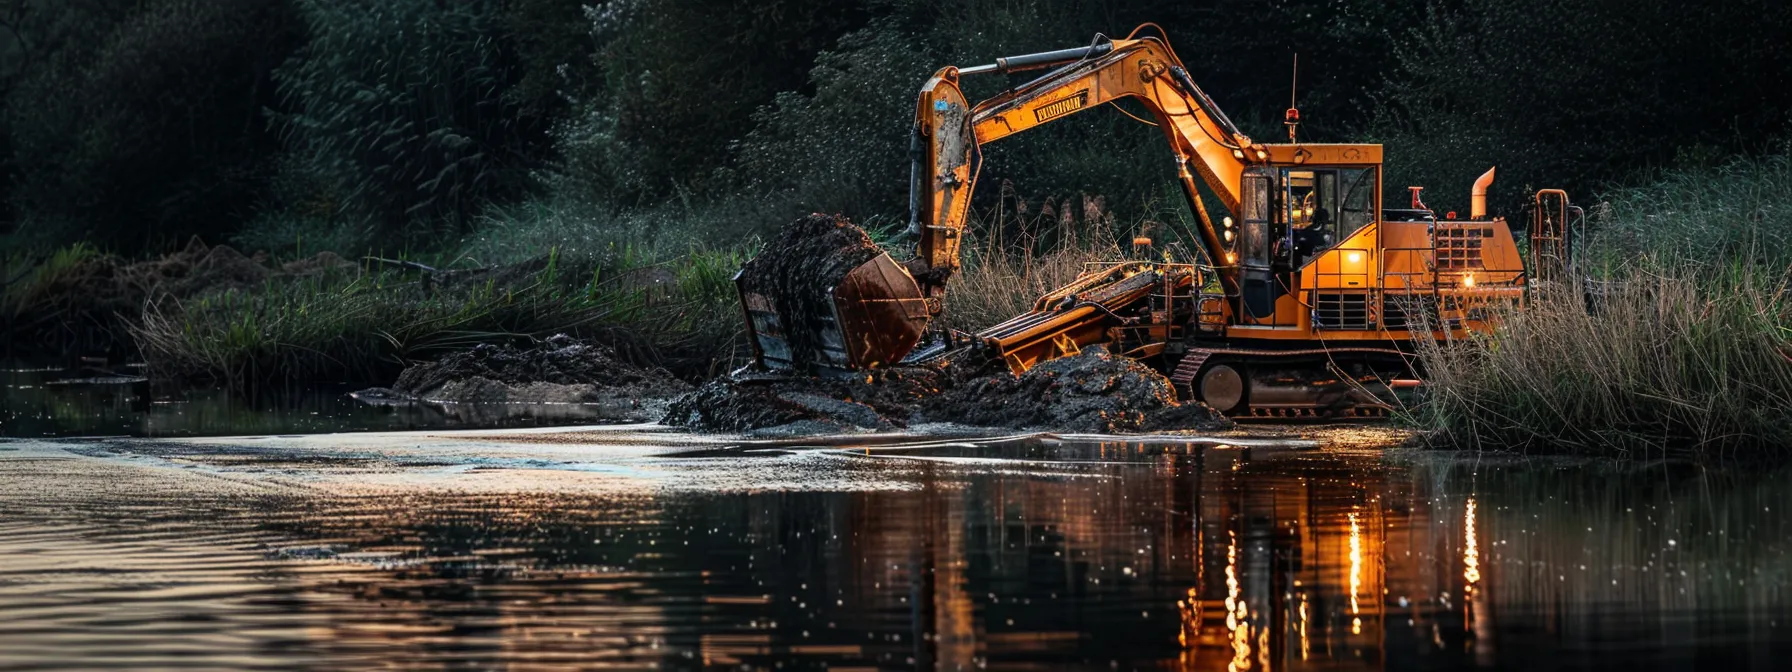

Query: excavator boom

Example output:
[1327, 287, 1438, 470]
[740, 27, 1267, 374]
[912, 29, 1264, 295]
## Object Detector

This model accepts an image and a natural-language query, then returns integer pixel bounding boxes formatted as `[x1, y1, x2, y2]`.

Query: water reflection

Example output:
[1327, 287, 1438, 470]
[1, 363, 635, 437]
[0, 438, 1788, 670]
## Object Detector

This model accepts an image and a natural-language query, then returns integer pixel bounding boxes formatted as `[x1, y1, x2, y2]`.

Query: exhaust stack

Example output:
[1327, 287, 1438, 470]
[1470, 166, 1496, 219]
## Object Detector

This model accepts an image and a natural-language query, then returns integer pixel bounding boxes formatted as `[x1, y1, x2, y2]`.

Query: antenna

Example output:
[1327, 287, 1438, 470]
[1291, 53, 1299, 108]
[1284, 53, 1300, 143]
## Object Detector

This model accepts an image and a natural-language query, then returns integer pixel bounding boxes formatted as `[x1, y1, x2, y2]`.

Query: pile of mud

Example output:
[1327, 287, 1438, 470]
[733, 214, 882, 371]
[357, 334, 690, 423]
[662, 368, 943, 434]
[664, 346, 1230, 434]
[923, 345, 1228, 433]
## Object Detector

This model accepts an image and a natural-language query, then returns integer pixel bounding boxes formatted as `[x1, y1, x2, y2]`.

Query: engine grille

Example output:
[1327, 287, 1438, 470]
[1314, 292, 1372, 330]
[1435, 225, 1493, 271]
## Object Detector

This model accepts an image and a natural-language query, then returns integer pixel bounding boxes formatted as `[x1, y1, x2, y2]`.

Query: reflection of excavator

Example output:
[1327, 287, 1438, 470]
[736, 24, 1578, 417]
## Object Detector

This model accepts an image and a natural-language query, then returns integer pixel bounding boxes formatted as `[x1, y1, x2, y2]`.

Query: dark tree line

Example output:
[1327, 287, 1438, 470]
[0, 0, 1786, 255]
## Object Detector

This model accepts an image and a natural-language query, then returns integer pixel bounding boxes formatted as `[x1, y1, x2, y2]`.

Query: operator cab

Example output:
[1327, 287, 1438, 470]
[1230, 147, 1381, 321]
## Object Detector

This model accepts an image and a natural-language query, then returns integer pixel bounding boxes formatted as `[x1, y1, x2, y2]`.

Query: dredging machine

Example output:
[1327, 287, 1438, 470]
[735, 24, 1582, 418]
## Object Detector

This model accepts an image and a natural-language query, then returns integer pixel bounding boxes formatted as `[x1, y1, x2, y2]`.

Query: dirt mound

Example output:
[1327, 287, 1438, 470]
[153, 243, 272, 297]
[921, 345, 1229, 433]
[664, 346, 1230, 434]
[662, 368, 943, 433]
[734, 214, 883, 371]
[374, 334, 691, 422]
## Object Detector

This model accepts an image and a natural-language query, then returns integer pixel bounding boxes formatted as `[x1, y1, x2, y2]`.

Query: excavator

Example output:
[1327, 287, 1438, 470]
[735, 24, 1581, 418]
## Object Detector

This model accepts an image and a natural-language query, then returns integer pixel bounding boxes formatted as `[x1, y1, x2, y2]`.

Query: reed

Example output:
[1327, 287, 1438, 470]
[1414, 156, 1792, 456]
[939, 191, 1169, 334]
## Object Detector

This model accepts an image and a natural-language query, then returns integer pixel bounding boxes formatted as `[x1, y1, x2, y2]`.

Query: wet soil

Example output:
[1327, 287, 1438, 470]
[663, 345, 1231, 434]
[357, 334, 691, 423]
[662, 367, 944, 433]
[733, 214, 883, 371]
[919, 345, 1230, 433]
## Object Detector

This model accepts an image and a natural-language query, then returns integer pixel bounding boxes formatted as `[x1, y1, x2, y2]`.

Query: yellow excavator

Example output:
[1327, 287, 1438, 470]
[736, 24, 1580, 417]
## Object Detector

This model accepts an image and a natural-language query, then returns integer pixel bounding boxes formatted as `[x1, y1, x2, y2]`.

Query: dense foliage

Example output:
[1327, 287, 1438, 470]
[0, 0, 1787, 255]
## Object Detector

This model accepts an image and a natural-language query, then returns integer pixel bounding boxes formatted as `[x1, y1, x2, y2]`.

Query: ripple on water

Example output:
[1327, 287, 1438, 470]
[0, 436, 1789, 670]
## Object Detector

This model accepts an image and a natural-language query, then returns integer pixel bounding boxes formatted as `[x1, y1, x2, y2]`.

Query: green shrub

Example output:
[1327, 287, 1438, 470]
[1588, 155, 1792, 271]
[272, 0, 542, 239]
[133, 239, 751, 386]
[551, 0, 866, 209]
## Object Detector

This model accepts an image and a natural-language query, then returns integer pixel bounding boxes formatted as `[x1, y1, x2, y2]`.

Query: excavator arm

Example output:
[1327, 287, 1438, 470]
[738, 26, 1269, 375]
[910, 28, 1268, 298]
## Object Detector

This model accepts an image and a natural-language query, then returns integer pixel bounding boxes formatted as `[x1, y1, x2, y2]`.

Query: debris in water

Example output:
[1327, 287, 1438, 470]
[356, 334, 690, 422]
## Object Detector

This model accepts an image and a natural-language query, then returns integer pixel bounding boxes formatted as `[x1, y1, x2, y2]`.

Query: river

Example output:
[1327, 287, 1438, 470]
[2, 367, 1789, 670]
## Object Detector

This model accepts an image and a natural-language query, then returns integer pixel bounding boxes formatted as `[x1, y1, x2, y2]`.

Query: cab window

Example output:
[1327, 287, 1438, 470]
[1338, 167, 1374, 235]
[1279, 166, 1375, 264]
[1240, 170, 1272, 267]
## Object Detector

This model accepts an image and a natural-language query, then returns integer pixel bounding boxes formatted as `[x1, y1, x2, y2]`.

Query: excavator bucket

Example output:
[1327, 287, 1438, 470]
[735, 216, 934, 373]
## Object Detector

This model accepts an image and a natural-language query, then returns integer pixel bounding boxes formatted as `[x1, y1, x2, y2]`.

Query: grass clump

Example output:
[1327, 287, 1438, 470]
[1415, 155, 1792, 456]
[2, 244, 102, 317]
[1417, 275, 1792, 455]
[2, 243, 141, 356]
[132, 243, 749, 387]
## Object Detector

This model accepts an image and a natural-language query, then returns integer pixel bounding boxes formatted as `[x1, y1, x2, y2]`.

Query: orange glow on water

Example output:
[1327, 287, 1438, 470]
[1465, 498, 1482, 589]
[1226, 531, 1252, 672]
[1347, 512, 1361, 634]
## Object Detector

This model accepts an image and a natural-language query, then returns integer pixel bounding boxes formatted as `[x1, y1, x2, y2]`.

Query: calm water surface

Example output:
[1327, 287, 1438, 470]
[0, 429, 1786, 671]
[1, 362, 629, 438]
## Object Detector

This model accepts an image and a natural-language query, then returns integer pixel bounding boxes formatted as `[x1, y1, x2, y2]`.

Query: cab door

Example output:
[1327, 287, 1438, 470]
[1239, 168, 1278, 319]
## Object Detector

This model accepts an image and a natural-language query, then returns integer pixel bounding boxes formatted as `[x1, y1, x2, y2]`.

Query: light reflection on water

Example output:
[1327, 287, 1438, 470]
[0, 436, 1788, 670]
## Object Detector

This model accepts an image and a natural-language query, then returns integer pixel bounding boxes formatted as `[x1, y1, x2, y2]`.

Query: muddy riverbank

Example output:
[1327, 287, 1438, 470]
[342, 331, 1233, 436]
[661, 345, 1229, 434]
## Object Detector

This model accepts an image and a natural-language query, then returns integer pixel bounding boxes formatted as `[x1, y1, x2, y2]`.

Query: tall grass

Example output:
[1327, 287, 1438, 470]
[1416, 275, 1792, 455]
[1, 244, 101, 318]
[1415, 156, 1792, 456]
[133, 244, 750, 386]
[939, 190, 1184, 334]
